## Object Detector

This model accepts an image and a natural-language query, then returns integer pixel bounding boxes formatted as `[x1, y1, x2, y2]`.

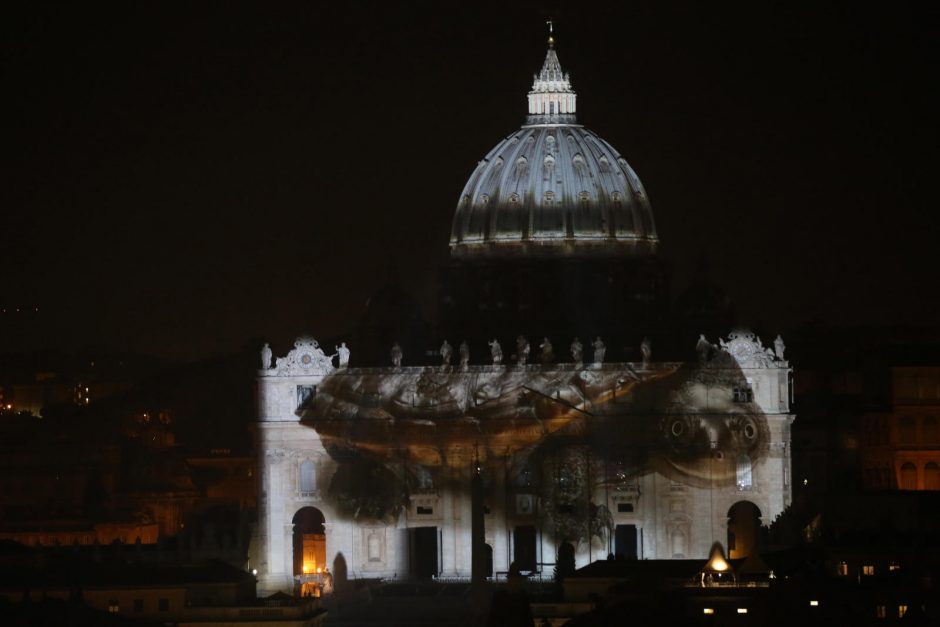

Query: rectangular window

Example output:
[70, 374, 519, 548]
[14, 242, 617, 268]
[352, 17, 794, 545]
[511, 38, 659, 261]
[108, 600, 119, 614]
[863, 564, 875, 576]
[617, 503, 634, 513]
[416, 506, 433, 515]
[889, 561, 901, 572]
[133, 599, 144, 612]
[299, 460, 316, 494]
[837, 561, 849, 576]
[876, 605, 886, 619]
[158, 598, 170, 612]
[899, 605, 908, 618]
[733, 387, 754, 403]
[297, 385, 316, 409]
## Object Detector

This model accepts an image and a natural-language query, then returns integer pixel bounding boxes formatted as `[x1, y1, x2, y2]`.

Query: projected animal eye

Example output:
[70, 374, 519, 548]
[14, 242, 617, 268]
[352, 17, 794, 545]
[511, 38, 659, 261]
[743, 421, 757, 440]
[671, 421, 685, 437]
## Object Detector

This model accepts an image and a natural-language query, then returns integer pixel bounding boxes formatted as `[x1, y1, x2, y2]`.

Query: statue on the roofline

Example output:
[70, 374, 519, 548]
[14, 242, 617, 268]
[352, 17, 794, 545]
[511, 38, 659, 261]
[571, 337, 583, 365]
[390, 342, 403, 368]
[592, 337, 606, 366]
[641, 337, 652, 366]
[489, 339, 503, 365]
[516, 335, 530, 366]
[540, 337, 554, 364]
[335, 342, 350, 368]
[459, 341, 470, 369]
[440, 340, 453, 366]
[696, 334, 711, 364]
[260, 342, 273, 370]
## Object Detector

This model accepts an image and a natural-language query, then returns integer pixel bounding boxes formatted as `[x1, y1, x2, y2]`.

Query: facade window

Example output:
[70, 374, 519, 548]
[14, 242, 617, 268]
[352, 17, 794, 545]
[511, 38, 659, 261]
[133, 599, 144, 612]
[296, 385, 316, 409]
[300, 460, 316, 494]
[899, 416, 917, 444]
[617, 503, 634, 513]
[900, 462, 917, 490]
[923, 416, 939, 444]
[736, 455, 753, 490]
[863, 564, 875, 576]
[158, 598, 170, 612]
[876, 605, 886, 619]
[899, 605, 908, 618]
[925, 462, 940, 491]
[416, 506, 433, 515]
[108, 600, 120, 614]
[837, 561, 848, 576]
[889, 561, 901, 572]
[733, 386, 754, 403]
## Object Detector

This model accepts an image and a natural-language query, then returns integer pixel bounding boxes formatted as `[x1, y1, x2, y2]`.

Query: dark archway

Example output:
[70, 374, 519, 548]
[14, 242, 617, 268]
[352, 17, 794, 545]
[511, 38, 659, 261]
[727, 501, 761, 560]
[292, 507, 326, 576]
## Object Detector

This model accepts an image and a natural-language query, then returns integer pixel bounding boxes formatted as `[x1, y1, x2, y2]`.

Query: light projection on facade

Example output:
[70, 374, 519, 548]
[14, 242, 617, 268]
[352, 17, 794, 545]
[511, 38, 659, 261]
[255, 331, 792, 594]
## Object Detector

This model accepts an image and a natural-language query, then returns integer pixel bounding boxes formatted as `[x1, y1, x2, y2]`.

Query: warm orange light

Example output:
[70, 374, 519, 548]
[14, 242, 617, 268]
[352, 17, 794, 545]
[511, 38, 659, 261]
[709, 555, 730, 572]
[703, 608, 714, 615]
[737, 608, 748, 614]
[302, 565, 309, 574]
[705, 542, 731, 572]
[810, 600, 819, 607]
[316, 567, 322, 573]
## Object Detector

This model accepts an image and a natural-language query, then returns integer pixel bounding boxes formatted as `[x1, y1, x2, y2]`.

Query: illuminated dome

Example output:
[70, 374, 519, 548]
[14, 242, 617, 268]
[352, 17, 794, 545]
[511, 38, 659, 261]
[450, 43, 658, 259]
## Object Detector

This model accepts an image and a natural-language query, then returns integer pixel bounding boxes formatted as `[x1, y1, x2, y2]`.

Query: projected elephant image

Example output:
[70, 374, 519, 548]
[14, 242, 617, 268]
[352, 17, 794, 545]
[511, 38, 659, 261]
[299, 339, 774, 542]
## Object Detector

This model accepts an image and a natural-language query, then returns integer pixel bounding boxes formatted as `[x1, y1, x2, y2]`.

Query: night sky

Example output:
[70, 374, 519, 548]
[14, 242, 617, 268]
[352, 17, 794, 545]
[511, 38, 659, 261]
[3, 2, 937, 360]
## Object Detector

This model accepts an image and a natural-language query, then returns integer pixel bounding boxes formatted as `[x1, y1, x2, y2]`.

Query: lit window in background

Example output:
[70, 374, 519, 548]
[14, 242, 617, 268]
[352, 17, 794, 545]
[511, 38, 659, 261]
[737, 608, 748, 614]
[863, 565, 875, 575]
[702, 608, 715, 615]
[876, 605, 886, 619]
[899, 605, 908, 618]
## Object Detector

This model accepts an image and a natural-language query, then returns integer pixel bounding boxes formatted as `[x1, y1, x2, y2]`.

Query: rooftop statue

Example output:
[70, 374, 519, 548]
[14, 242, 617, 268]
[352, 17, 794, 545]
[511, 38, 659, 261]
[335, 342, 350, 368]
[641, 337, 652, 366]
[260, 342, 273, 370]
[774, 335, 786, 361]
[696, 334, 711, 364]
[592, 337, 606, 366]
[571, 337, 583, 365]
[540, 337, 554, 364]
[390, 343, 403, 368]
[440, 340, 453, 367]
[516, 335, 530, 366]
[489, 339, 503, 365]
[459, 341, 470, 370]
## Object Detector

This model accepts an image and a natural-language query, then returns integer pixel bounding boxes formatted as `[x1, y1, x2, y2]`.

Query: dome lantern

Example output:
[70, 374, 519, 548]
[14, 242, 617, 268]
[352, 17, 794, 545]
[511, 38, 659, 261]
[526, 41, 577, 125]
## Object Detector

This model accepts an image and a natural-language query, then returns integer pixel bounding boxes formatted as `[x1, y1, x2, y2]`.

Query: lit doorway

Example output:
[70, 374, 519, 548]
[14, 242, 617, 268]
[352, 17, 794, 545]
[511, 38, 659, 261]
[292, 507, 326, 576]
[727, 501, 761, 559]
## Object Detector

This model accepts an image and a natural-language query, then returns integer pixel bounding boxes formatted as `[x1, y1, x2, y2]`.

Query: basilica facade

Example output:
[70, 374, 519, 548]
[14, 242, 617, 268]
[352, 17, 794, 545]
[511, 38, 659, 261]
[255, 40, 794, 596]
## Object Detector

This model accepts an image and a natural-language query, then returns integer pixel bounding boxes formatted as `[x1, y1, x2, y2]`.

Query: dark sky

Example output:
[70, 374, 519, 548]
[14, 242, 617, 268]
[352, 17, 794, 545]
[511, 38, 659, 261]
[3, 1, 938, 360]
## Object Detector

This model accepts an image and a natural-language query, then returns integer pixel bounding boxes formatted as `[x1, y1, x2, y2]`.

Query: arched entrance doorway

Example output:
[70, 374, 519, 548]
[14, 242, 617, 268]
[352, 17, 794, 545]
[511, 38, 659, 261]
[292, 507, 326, 576]
[727, 501, 761, 560]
